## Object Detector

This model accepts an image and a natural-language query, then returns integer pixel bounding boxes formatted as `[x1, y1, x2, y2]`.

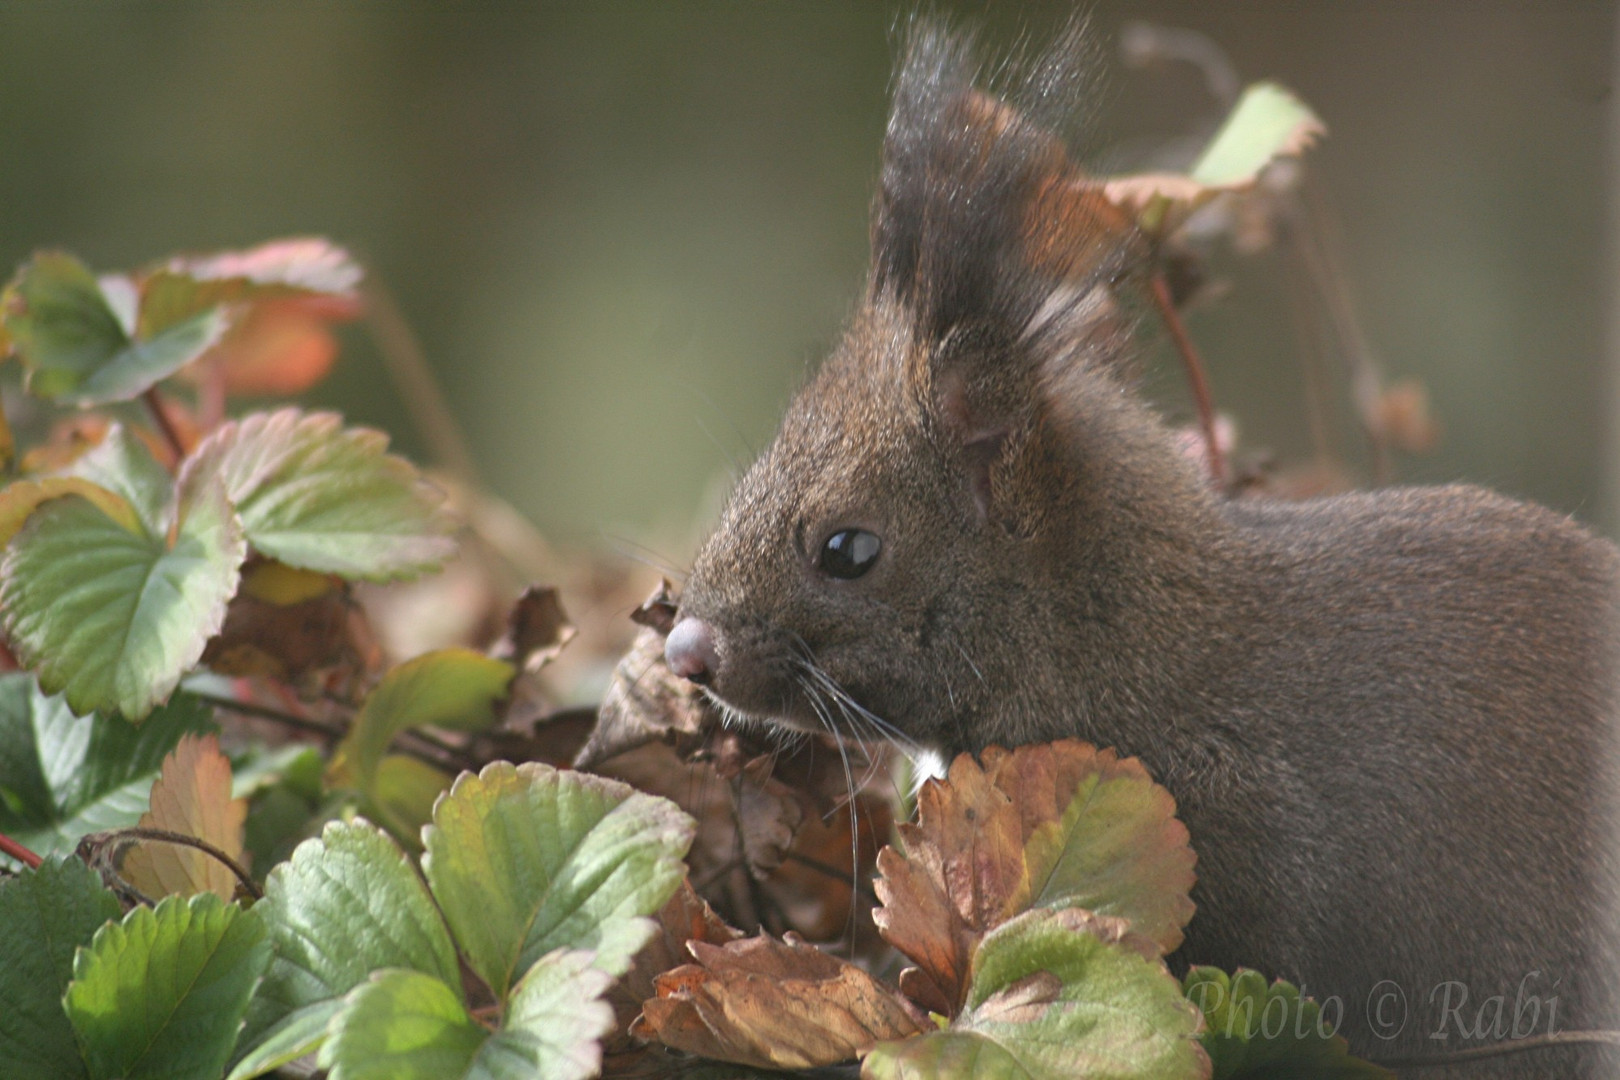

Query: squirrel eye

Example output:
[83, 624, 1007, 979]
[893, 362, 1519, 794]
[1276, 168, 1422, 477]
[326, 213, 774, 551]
[819, 528, 882, 579]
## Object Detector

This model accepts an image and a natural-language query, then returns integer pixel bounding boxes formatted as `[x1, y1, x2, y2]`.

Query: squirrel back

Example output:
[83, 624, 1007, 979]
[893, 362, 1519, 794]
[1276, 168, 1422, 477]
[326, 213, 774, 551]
[663, 22, 1620, 1073]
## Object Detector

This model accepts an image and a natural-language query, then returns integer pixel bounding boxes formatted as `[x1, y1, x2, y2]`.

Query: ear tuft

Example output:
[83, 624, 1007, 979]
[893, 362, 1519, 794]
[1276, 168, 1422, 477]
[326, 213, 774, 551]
[871, 20, 1142, 347]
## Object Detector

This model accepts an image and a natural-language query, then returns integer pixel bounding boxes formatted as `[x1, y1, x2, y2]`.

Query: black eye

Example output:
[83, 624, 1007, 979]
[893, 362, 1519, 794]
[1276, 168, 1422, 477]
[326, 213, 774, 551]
[819, 528, 882, 579]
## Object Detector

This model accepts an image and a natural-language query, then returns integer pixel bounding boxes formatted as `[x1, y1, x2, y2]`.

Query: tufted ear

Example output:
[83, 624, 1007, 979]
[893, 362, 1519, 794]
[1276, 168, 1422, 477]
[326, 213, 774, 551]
[873, 23, 1144, 525]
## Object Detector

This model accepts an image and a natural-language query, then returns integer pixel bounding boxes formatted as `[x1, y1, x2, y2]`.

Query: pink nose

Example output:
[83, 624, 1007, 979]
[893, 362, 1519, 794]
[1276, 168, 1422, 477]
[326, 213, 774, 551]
[665, 617, 720, 685]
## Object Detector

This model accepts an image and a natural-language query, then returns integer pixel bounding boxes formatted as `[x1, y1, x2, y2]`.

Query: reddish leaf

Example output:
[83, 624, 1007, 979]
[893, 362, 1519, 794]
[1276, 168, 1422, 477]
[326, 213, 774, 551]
[875, 741, 1195, 1016]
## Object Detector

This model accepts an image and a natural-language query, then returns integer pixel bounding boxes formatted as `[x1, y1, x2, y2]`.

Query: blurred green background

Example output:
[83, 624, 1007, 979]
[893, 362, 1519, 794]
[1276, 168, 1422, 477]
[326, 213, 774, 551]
[1, 1, 1613, 555]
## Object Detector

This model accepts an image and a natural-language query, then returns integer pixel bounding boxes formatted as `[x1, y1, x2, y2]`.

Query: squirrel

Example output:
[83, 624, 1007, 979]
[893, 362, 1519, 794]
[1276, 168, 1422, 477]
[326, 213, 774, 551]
[661, 21, 1619, 1076]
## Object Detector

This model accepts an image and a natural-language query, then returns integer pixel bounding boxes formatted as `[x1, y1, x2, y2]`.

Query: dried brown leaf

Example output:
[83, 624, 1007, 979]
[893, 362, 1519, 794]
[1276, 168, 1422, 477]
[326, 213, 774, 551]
[611, 878, 743, 1045]
[576, 626, 709, 768]
[491, 584, 577, 674]
[201, 558, 379, 694]
[873, 752, 1025, 1015]
[633, 933, 924, 1071]
[122, 734, 247, 901]
[737, 755, 802, 879]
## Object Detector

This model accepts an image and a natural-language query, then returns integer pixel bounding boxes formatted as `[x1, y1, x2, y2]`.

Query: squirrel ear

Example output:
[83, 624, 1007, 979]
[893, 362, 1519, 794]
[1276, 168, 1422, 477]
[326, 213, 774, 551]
[936, 366, 1007, 523]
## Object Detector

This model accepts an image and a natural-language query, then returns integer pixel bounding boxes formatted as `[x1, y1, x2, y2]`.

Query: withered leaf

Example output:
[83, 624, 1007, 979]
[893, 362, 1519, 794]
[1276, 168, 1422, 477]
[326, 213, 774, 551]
[491, 584, 577, 675]
[576, 626, 709, 769]
[736, 755, 802, 879]
[122, 734, 247, 901]
[611, 878, 742, 1045]
[629, 578, 679, 636]
[873, 751, 1025, 1016]
[1102, 81, 1324, 239]
[634, 933, 925, 1071]
[201, 558, 378, 694]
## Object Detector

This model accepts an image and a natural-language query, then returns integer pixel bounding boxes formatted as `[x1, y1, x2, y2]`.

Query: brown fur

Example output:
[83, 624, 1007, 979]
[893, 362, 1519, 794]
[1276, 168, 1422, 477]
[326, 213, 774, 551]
[674, 23, 1619, 1074]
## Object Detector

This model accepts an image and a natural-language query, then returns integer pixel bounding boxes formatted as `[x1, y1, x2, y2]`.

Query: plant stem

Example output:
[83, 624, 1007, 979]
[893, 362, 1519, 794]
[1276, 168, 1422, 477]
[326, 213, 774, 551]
[194, 689, 469, 773]
[362, 276, 480, 488]
[1148, 271, 1226, 488]
[141, 387, 188, 462]
[0, 831, 42, 869]
[191, 690, 345, 741]
[83, 826, 262, 901]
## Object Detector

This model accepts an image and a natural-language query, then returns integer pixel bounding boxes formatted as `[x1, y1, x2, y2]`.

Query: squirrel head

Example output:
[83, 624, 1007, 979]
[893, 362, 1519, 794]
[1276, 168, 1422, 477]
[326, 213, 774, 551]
[667, 23, 1218, 753]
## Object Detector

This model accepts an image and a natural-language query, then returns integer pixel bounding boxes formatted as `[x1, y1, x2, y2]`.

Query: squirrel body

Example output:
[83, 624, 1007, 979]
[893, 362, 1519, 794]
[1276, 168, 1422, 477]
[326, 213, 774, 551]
[665, 24, 1619, 1074]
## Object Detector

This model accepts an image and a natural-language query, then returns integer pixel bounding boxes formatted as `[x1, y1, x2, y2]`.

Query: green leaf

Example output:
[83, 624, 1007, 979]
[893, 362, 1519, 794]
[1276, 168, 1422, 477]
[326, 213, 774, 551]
[2, 251, 229, 406]
[370, 754, 453, 846]
[320, 970, 487, 1080]
[864, 909, 1207, 1080]
[64, 893, 271, 1080]
[321, 954, 613, 1080]
[226, 1000, 342, 1080]
[2, 252, 129, 397]
[0, 675, 215, 859]
[327, 648, 514, 797]
[177, 408, 456, 580]
[1184, 967, 1391, 1080]
[73, 307, 229, 407]
[0, 477, 143, 548]
[0, 856, 121, 1080]
[0, 475, 246, 720]
[1191, 82, 1325, 188]
[423, 761, 695, 999]
[492, 948, 617, 1079]
[67, 424, 174, 534]
[235, 819, 460, 1074]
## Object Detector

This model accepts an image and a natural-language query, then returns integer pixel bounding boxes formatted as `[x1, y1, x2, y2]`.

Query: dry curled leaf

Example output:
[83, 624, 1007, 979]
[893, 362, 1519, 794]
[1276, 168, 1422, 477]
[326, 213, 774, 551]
[1375, 379, 1440, 454]
[634, 932, 925, 1071]
[610, 879, 742, 1046]
[491, 585, 577, 675]
[122, 734, 247, 902]
[874, 740, 1195, 1016]
[577, 626, 709, 768]
[629, 578, 679, 636]
[201, 558, 380, 695]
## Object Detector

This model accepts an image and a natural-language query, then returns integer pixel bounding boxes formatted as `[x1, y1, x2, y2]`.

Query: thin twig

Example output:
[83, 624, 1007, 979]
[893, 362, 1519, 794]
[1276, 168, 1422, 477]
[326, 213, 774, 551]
[361, 275, 481, 488]
[1148, 271, 1226, 488]
[141, 387, 188, 462]
[0, 831, 42, 869]
[194, 690, 465, 772]
[191, 690, 346, 741]
[81, 826, 263, 901]
[1295, 176, 1393, 483]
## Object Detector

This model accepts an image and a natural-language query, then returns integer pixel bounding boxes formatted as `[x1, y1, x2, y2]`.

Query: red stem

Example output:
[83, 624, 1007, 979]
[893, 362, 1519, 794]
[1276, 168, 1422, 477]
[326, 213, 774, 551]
[141, 387, 187, 463]
[1148, 272, 1226, 489]
[0, 831, 42, 869]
